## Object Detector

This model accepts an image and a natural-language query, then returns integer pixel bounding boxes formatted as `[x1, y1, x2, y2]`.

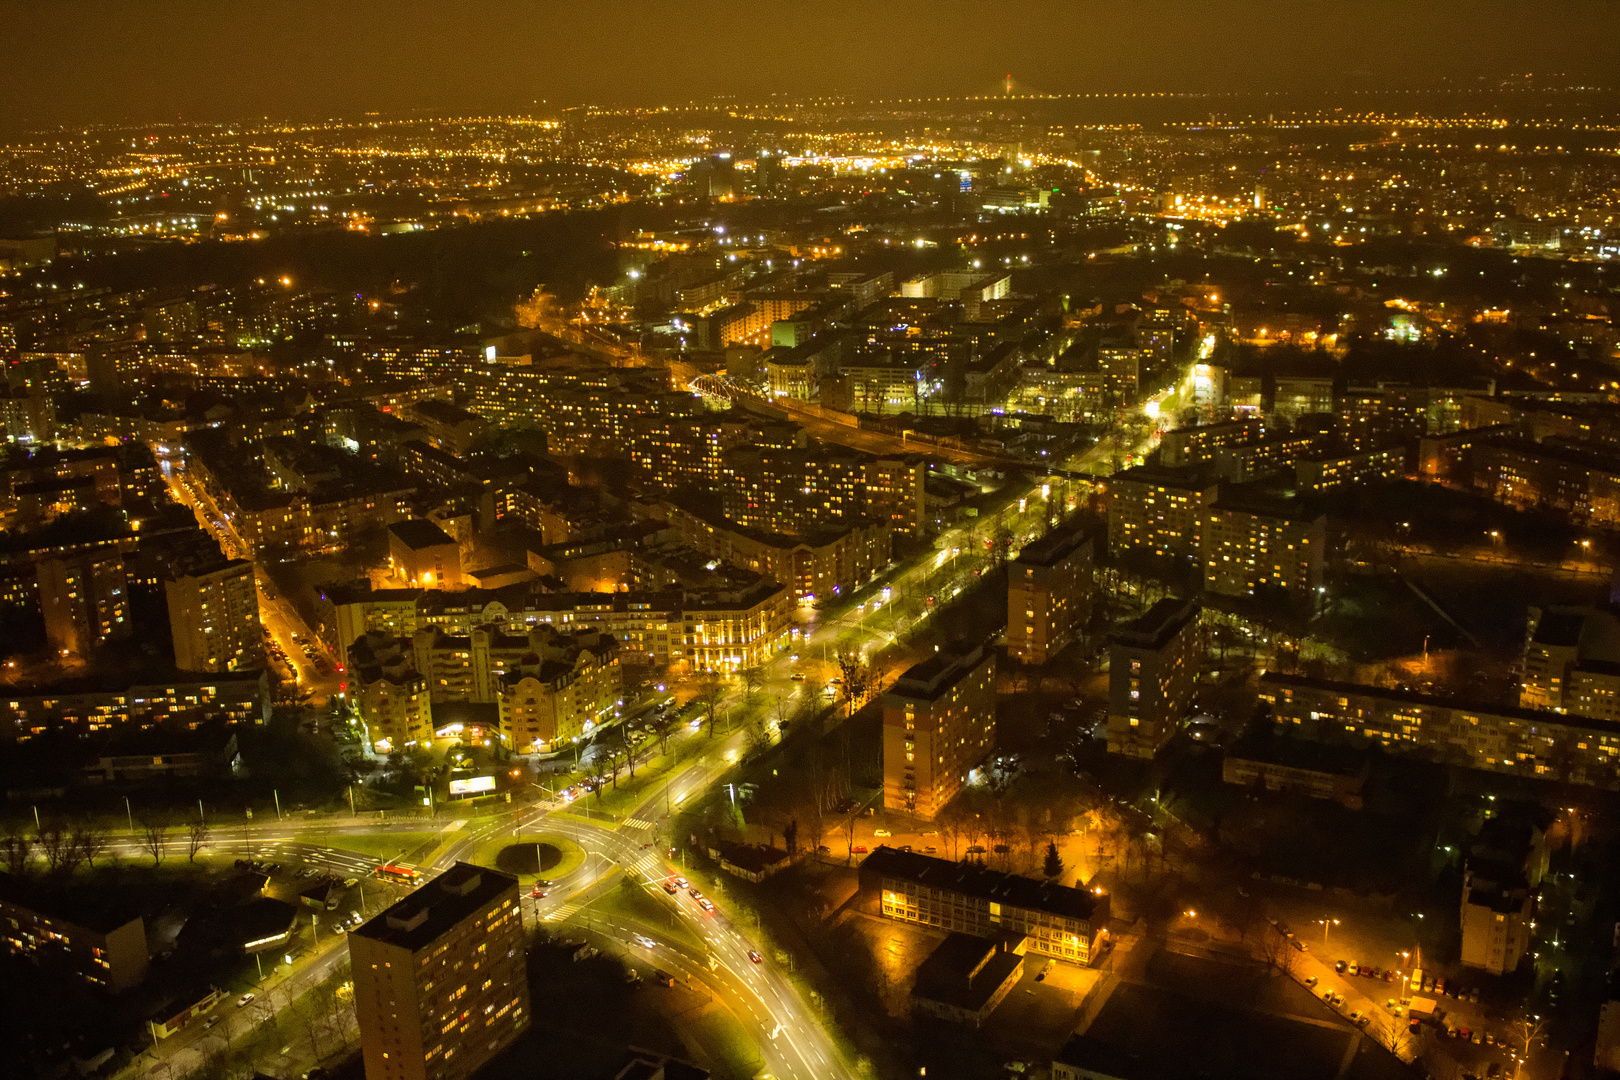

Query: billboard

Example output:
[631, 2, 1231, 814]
[448, 775, 497, 796]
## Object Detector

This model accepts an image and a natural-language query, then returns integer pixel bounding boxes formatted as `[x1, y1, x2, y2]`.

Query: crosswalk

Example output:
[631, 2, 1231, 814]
[543, 901, 584, 922]
[622, 818, 656, 831]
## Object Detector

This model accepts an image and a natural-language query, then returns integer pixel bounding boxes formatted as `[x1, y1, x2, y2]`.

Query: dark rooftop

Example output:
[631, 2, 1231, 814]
[861, 846, 1105, 924]
[353, 862, 517, 953]
[1111, 597, 1199, 651]
[1012, 520, 1093, 569]
[388, 518, 457, 550]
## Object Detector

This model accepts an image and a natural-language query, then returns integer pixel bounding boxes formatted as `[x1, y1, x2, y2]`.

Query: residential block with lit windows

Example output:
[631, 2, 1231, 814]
[165, 559, 262, 672]
[1200, 497, 1325, 598]
[860, 846, 1109, 965]
[1007, 521, 1095, 665]
[1104, 465, 1218, 565]
[882, 641, 996, 820]
[350, 863, 528, 1080]
[0, 873, 149, 992]
[1106, 598, 1200, 759]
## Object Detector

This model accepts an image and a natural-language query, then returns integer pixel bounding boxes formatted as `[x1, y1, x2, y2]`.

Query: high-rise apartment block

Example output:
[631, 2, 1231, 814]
[1008, 523, 1095, 665]
[350, 863, 529, 1080]
[1201, 498, 1326, 598]
[882, 641, 996, 820]
[1104, 465, 1219, 564]
[1106, 598, 1200, 759]
[36, 553, 128, 656]
[166, 560, 262, 672]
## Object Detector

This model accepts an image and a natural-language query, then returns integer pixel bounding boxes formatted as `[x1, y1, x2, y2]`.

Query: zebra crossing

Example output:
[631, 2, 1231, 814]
[622, 818, 656, 831]
[543, 900, 585, 922]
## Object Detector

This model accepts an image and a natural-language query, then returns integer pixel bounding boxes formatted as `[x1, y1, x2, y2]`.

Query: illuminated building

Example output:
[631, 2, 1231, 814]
[1260, 672, 1620, 788]
[1106, 598, 1200, 759]
[1472, 439, 1620, 526]
[1, 669, 272, 740]
[664, 500, 889, 601]
[165, 559, 262, 672]
[389, 519, 462, 589]
[1200, 498, 1325, 598]
[861, 846, 1108, 964]
[37, 553, 128, 657]
[495, 630, 622, 754]
[1460, 865, 1532, 976]
[1007, 521, 1095, 665]
[0, 876, 149, 992]
[406, 399, 489, 457]
[863, 455, 928, 535]
[350, 863, 529, 1080]
[1104, 465, 1219, 565]
[1294, 443, 1408, 491]
[1519, 605, 1620, 721]
[1209, 431, 1324, 482]
[1157, 418, 1266, 468]
[882, 640, 996, 820]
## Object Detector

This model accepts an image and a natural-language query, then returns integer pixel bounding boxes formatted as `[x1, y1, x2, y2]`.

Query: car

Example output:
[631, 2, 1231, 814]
[205, 1016, 221, 1029]
[534, 879, 554, 888]
[1409, 1020, 1423, 1034]
[688, 888, 703, 900]
[342, 878, 359, 888]
[674, 877, 689, 889]
[1472, 1031, 1483, 1044]
[1291, 939, 1307, 953]
[697, 898, 714, 912]
[652, 969, 675, 987]
[1458, 1028, 1471, 1041]
[663, 882, 679, 895]
[1434, 976, 1446, 994]
[748, 951, 762, 964]
[1361, 967, 1378, 979]
[790, 672, 806, 681]
[1487, 1064, 1502, 1078]
[1468, 987, 1480, 1004]
[1484, 1033, 1494, 1046]
[237, 993, 256, 1008]
[1335, 960, 1348, 974]
[874, 829, 892, 837]
[1305, 975, 1318, 987]
[851, 844, 868, 854]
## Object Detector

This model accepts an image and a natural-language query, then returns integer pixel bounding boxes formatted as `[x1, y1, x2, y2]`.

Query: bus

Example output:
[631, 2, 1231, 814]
[375, 864, 421, 884]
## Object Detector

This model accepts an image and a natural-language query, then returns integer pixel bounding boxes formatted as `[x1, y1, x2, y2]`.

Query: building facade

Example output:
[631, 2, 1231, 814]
[1007, 523, 1095, 665]
[1106, 598, 1200, 759]
[166, 560, 262, 672]
[350, 863, 529, 1080]
[882, 641, 997, 820]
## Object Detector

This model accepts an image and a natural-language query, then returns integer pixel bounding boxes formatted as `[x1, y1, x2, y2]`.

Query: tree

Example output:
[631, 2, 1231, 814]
[783, 818, 799, 857]
[1043, 840, 1065, 881]
[695, 679, 726, 737]
[35, 820, 76, 875]
[740, 665, 764, 700]
[140, 816, 170, 866]
[0, 827, 31, 875]
[836, 652, 871, 717]
[71, 818, 110, 870]
[187, 815, 212, 862]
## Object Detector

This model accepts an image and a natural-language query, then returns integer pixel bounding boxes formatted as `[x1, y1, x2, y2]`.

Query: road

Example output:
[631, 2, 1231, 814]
[128, 348, 1203, 1080]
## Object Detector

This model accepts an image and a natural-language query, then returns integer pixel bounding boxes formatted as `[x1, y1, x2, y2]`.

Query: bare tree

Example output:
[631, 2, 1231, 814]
[140, 816, 170, 866]
[35, 820, 74, 874]
[770, 695, 793, 737]
[1, 827, 31, 875]
[187, 815, 212, 862]
[695, 679, 726, 737]
[72, 818, 111, 870]
[739, 665, 764, 700]
[1259, 927, 1298, 978]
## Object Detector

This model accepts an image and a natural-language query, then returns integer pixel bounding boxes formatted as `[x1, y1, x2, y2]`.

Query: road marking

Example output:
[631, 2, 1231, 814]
[544, 902, 584, 922]
[622, 818, 655, 831]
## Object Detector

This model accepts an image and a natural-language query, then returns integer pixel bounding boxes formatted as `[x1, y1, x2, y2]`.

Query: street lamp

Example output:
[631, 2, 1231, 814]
[1319, 917, 1340, 944]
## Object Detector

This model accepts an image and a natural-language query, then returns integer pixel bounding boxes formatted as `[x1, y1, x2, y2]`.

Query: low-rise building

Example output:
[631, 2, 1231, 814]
[861, 846, 1108, 964]
[909, 933, 1026, 1027]
[1221, 732, 1369, 809]
[388, 519, 463, 589]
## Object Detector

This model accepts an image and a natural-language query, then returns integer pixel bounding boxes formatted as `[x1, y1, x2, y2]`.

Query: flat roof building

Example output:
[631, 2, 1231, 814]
[1107, 598, 1200, 759]
[882, 641, 996, 821]
[350, 863, 529, 1080]
[1008, 522, 1095, 666]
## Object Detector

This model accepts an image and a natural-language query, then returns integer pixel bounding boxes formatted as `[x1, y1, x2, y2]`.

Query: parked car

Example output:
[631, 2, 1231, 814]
[237, 994, 256, 1008]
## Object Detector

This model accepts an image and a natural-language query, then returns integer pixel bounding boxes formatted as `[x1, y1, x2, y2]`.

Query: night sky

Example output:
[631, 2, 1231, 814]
[3, 0, 1618, 126]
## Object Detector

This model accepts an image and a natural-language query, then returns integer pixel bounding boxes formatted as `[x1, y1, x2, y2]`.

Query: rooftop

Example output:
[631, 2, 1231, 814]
[1111, 597, 1199, 651]
[861, 845, 1105, 924]
[388, 517, 457, 551]
[353, 862, 517, 953]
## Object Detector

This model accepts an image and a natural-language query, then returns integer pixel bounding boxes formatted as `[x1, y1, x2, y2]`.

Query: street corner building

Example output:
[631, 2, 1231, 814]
[349, 863, 529, 1080]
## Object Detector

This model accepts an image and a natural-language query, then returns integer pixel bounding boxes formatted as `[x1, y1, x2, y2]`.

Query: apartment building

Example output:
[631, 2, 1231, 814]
[882, 641, 997, 820]
[165, 559, 262, 673]
[1103, 465, 1219, 564]
[350, 864, 529, 1080]
[1200, 498, 1326, 598]
[1106, 598, 1201, 759]
[0, 874, 149, 992]
[1007, 522, 1095, 665]
[37, 553, 128, 657]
